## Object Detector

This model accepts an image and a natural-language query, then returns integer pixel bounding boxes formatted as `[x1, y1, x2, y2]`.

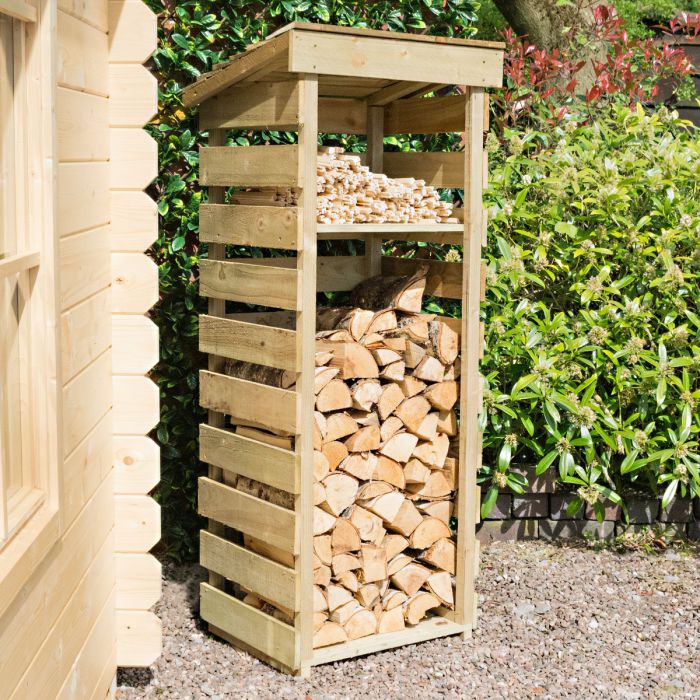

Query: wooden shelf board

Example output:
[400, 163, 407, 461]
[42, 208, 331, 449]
[317, 223, 463, 240]
[311, 616, 464, 666]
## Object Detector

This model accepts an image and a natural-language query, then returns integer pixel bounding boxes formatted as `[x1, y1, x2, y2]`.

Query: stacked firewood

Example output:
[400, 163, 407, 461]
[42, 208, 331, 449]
[227, 147, 457, 225]
[225, 269, 460, 649]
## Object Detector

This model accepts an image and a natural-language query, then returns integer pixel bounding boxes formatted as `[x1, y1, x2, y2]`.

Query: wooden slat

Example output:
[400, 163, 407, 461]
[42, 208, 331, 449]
[116, 553, 162, 610]
[107, 0, 157, 64]
[201, 531, 298, 611]
[58, 163, 110, 237]
[385, 95, 465, 134]
[200, 370, 297, 435]
[59, 226, 110, 311]
[111, 253, 158, 313]
[112, 314, 159, 375]
[109, 129, 157, 190]
[200, 80, 300, 130]
[199, 204, 301, 250]
[182, 33, 290, 108]
[480, 261, 487, 301]
[109, 64, 158, 127]
[114, 495, 161, 552]
[114, 436, 160, 495]
[200, 583, 296, 670]
[200, 145, 299, 187]
[381, 256, 462, 299]
[110, 190, 157, 252]
[199, 259, 299, 310]
[61, 288, 111, 382]
[57, 10, 108, 96]
[57, 88, 109, 162]
[63, 351, 111, 457]
[198, 478, 297, 554]
[199, 424, 298, 494]
[243, 255, 365, 293]
[367, 81, 436, 106]
[383, 151, 464, 188]
[58, 0, 107, 31]
[0, 0, 37, 21]
[113, 376, 159, 435]
[311, 616, 464, 666]
[318, 97, 366, 134]
[199, 314, 297, 372]
[115, 611, 161, 667]
[0, 250, 40, 278]
[290, 30, 504, 87]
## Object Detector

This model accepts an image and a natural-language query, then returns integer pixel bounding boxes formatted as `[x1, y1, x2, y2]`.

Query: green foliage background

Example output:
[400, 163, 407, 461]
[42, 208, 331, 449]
[143, 0, 481, 561]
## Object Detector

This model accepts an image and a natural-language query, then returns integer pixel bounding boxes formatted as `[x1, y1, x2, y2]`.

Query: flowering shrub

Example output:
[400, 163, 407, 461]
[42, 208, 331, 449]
[480, 104, 700, 518]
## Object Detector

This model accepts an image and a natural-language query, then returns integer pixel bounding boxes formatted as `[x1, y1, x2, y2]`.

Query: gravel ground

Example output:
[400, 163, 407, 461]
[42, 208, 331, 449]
[117, 541, 700, 699]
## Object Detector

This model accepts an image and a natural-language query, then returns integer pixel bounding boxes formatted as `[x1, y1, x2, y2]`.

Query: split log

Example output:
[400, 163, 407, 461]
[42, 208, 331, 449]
[378, 606, 406, 633]
[391, 562, 431, 596]
[350, 267, 428, 313]
[380, 432, 418, 464]
[424, 381, 459, 412]
[420, 537, 456, 574]
[224, 359, 296, 389]
[317, 340, 379, 379]
[409, 517, 452, 550]
[426, 571, 454, 608]
[373, 455, 405, 489]
[316, 379, 353, 412]
[345, 424, 381, 452]
[404, 592, 440, 625]
[320, 473, 359, 517]
[344, 609, 377, 640]
[322, 441, 349, 470]
[313, 622, 348, 648]
[351, 379, 382, 411]
[332, 518, 361, 554]
[377, 382, 405, 421]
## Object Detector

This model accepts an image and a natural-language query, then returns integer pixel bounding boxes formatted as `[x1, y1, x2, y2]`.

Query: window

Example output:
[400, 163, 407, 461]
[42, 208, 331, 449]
[0, 0, 58, 550]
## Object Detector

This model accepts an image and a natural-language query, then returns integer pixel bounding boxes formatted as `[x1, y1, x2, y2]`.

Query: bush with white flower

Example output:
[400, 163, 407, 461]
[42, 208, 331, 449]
[480, 103, 700, 519]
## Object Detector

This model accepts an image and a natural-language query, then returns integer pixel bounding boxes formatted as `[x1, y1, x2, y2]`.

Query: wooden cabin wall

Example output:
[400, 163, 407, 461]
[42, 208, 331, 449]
[0, 0, 160, 696]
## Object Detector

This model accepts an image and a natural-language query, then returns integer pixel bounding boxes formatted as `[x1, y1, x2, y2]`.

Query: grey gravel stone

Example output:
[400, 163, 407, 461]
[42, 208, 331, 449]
[512, 494, 548, 518]
[550, 493, 582, 520]
[659, 497, 694, 523]
[116, 542, 700, 700]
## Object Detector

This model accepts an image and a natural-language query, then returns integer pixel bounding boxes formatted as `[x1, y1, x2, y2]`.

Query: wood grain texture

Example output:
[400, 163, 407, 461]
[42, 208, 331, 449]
[199, 259, 299, 310]
[200, 583, 296, 669]
[199, 370, 298, 435]
[110, 190, 157, 252]
[199, 314, 297, 371]
[198, 478, 297, 554]
[199, 423, 299, 494]
[59, 226, 111, 311]
[114, 436, 160, 495]
[111, 253, 159, 313]
[115, 611, 162, 667]
[109, 129, 157, 190]
[384, 95, 465, 134]
[57, 10, 108, 95]
[383, 151, 464, 188]
[199, 204, 301, 250]
[200, 531, 298, 611]
[114, 495, 161, 552]
[112, 314, 159, 375]
[381, 256, 462, 300]
[109, 64, 158, 127]
[200, 145, 299, 187]
[116, 553, 162, 610]
[108, 0, 156, 63]
[58, 0, 108, 31]
[112, 376, 159, 435]
[57, 88, 109, 162]
[58, 163, 110, 237]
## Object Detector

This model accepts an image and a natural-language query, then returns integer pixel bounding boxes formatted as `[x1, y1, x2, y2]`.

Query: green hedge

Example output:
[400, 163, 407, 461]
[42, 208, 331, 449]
[143, 0, 481, 561]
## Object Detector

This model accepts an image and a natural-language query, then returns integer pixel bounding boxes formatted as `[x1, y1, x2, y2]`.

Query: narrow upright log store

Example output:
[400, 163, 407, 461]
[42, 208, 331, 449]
[183, 23, 504, 676]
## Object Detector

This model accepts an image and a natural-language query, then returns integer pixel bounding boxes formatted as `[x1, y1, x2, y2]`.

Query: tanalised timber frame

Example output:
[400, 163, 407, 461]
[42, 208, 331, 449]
[184, 22, 502, 675]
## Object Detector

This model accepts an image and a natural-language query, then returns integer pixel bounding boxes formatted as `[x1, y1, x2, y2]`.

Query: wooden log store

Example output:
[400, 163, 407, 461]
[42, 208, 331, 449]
[182, 23, 504, 676]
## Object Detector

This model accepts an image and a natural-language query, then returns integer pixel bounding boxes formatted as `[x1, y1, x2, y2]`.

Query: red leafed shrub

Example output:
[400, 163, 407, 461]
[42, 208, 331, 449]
[491, 4, 696, 133]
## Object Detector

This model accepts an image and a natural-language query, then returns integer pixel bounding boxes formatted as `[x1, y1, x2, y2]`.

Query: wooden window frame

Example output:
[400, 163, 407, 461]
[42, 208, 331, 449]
[0, 0, 62, 613]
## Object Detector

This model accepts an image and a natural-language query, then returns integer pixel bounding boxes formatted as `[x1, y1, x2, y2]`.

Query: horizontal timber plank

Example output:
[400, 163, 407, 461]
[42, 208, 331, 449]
[383, 151, 464, 188]
[199, 204, 301, 249]
[200, 582, 296, 670]
[198, 477, 297, 554]
[114, 495, 161, 553]
[114, 436, 160, 495]
[200, 531, 298, 611]
[311, 615, 464, 665]
[382, 256, 462, 299]
[244, 255, 364, 293]
[289, 31, 504, 87]
[116, 553, 162, 610]
[199, 259, 298, 310]
[199, 423, 299, 494]
[385, 95, 466, 134]
[199, 314, 297, 371]
[116, 610, 162, 668]
[199, 370, 297, 435]
[199, 80, 300, 130]
[318, 97, 366, 134]
[200, 145, 299, 187]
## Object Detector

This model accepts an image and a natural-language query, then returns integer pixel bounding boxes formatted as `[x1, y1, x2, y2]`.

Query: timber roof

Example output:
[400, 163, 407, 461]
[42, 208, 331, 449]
[182, 22, 505, 108]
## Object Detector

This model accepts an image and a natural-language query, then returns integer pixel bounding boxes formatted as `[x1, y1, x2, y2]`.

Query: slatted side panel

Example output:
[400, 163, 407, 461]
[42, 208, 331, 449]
[108, 0, 161, 669]
[196, 78, 312, 674]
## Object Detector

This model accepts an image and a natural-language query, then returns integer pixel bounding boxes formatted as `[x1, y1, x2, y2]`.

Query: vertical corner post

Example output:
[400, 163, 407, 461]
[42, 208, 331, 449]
[455, 86, 485, 635]
[365, 105, 384, 277]
[294, 73, 318, 677]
